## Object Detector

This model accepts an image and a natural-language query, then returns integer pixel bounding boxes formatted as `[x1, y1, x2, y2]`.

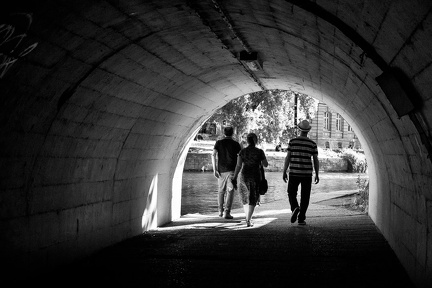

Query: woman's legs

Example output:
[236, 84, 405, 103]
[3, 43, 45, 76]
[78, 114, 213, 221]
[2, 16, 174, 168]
[243, 204, 256, 221]
[244, 204, 256, 226]
[243, 204, 249, 220]
[247, 205, 255, 221]
[240, 178, 258, 226]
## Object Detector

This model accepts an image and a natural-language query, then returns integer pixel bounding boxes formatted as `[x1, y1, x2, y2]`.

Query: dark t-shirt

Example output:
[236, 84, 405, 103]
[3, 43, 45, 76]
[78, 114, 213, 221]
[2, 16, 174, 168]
[214, 137, 241, 173]
[238, 146, 266, 181]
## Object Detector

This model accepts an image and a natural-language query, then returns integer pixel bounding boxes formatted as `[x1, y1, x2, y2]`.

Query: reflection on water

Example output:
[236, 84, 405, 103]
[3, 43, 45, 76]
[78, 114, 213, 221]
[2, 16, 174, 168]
[181, 171, 367, 215]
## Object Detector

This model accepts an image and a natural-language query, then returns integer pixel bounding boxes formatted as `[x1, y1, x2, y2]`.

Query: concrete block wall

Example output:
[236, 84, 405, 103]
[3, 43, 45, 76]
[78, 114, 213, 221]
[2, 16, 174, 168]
[1, 0, 261, 272]
[1, 1, 432, 286]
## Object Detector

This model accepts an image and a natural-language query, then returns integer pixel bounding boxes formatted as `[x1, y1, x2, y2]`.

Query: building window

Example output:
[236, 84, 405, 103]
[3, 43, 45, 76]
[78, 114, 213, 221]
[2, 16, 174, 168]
[338, 142, 342, 148]
[325, 141, 330, 149]
[347, 124, 353, 132]
[336, 114, 341, 131]
[324, 112, 330, 130]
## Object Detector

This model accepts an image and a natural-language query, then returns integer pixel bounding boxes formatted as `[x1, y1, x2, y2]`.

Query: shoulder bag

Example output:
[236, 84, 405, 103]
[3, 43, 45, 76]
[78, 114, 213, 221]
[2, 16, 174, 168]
[259, 165, 268, 195]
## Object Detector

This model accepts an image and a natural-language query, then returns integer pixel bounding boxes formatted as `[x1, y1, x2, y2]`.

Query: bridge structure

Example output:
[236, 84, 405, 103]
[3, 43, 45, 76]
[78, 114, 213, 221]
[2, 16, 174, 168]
[1, 1, 431, 286]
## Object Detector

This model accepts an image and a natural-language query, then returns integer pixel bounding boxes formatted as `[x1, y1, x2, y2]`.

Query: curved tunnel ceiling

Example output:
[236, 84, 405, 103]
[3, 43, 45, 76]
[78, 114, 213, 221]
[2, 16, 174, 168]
[1, 0, 432, 284]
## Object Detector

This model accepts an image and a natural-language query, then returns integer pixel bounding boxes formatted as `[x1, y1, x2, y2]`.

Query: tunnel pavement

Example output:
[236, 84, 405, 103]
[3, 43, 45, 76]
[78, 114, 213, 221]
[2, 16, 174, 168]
[29, 191, 414, 288]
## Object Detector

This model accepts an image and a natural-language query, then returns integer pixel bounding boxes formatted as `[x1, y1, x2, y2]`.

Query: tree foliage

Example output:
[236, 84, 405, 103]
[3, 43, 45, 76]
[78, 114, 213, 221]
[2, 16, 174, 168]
[207, 96, 250, 135]
[207, 90, 318, 144]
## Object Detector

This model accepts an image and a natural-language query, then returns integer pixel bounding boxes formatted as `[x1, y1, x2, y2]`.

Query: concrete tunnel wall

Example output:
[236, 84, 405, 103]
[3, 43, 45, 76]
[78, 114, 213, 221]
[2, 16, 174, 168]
[0, 0, 431, 286]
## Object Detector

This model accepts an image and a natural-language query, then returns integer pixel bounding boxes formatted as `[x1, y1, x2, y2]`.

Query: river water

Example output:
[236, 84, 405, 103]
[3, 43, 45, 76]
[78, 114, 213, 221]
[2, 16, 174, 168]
[181, 171, 368, 215]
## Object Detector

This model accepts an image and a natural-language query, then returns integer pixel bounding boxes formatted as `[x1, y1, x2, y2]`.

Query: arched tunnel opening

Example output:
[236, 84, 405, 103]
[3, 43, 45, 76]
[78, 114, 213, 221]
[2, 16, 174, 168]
[1, 1, 431, 287]
[178, 90, 369, 217]
[174, 86, 378, 216]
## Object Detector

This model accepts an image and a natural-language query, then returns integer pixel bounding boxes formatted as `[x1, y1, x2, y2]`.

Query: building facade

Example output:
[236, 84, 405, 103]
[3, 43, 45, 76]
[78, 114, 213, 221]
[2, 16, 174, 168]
[309, 102, 361, 150]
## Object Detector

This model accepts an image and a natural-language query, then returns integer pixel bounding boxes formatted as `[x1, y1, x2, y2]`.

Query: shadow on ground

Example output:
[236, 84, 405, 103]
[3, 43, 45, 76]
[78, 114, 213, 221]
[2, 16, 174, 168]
[26, 196, 415, 288]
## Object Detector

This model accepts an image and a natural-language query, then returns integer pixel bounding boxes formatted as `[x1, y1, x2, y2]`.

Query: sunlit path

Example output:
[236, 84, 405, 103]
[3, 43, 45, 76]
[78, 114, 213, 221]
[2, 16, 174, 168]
[167, 194, 362, 232]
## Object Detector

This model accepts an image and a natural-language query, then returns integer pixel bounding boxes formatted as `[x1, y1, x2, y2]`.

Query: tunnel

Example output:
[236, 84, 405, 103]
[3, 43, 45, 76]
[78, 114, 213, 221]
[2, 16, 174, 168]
[1, 0, 431, 286]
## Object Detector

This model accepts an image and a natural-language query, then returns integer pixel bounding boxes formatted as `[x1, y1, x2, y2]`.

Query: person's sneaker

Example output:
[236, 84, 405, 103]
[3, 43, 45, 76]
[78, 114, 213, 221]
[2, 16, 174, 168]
[298, 220, 306, 226]
[291, 207, 300, 223]
[224, 211, 234, 219]
[218, 210, 223, 217]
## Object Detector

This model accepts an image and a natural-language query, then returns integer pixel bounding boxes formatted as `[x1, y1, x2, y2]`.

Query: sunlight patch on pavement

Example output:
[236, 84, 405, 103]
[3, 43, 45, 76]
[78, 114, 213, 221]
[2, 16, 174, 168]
[157, 215, 278, 231]
[225, 217, 278, 230]
[254, 208, 291, 216]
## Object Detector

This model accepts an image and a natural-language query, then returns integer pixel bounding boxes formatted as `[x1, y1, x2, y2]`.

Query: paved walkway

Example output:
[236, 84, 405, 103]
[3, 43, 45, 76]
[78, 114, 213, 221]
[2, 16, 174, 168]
[37, 192, 413, 287]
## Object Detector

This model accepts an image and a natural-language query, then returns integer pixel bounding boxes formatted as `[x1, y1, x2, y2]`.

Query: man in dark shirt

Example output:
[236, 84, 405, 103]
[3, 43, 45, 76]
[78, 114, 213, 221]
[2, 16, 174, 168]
[282, 120, 320, 225]
[212, 126, 242, 219]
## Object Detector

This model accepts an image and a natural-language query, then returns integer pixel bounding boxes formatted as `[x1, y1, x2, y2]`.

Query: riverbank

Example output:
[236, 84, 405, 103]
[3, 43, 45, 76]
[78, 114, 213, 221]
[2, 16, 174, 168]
[181, 171, 368, 215]
[184, 150, 348, 172]
[184, 140, 367, 172]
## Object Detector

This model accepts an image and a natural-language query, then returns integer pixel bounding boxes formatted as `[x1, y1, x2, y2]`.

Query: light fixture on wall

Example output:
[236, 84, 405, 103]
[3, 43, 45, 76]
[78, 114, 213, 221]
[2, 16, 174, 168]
[239, 51, 263, 71]
[376, 68, 432, 163]
[376, 70, 415, 117]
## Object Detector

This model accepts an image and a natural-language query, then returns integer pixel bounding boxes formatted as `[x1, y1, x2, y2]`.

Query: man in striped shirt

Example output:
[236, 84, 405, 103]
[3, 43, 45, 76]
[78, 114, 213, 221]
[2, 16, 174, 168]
[282, 120, 320, 225]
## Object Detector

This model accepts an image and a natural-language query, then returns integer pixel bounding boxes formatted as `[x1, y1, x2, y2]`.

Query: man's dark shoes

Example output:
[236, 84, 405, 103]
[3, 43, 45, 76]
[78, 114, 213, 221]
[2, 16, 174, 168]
[224, 211, 234, 219]
[298, 220, 306, 226]
[291, 207, 300, 223]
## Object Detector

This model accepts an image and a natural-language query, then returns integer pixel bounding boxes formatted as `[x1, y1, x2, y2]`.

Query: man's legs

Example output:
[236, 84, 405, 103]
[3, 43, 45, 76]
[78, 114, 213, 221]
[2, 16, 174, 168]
[298, 177, 312, 222]
[287, 176, 301, 211]
[225, 171, 235, 210]
[217, 176, 225, 216]
[218, 172, 235, 218]
[288, 177, 301, 223]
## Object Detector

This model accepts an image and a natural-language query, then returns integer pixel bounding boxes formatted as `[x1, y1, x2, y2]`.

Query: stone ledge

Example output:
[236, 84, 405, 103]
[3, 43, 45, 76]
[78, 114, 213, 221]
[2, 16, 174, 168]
[184, 152, 348, 172]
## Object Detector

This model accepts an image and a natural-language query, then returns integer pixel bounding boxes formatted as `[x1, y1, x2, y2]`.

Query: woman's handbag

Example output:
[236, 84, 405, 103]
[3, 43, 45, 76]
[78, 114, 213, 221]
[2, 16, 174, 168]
[259, 166, 268, 195]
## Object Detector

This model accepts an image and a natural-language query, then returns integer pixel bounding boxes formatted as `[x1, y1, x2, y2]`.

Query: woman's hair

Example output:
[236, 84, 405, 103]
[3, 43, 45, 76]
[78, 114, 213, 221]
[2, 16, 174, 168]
[246, 133, 258, 146]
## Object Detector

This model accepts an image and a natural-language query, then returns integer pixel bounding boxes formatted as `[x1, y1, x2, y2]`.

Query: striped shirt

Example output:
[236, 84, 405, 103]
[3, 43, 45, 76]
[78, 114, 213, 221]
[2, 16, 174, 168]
[288, 136, 318, 177]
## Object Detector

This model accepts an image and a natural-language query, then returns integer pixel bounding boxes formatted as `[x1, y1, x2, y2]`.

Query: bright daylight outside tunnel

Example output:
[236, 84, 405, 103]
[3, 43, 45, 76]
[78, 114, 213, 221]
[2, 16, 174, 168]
[181, 90, 368, 215]
[1, 0, 431, 287]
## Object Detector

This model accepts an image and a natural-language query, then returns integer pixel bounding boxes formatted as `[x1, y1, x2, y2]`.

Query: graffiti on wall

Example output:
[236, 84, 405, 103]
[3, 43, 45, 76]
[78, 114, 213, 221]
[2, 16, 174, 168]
[0, 13, 38, 79]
